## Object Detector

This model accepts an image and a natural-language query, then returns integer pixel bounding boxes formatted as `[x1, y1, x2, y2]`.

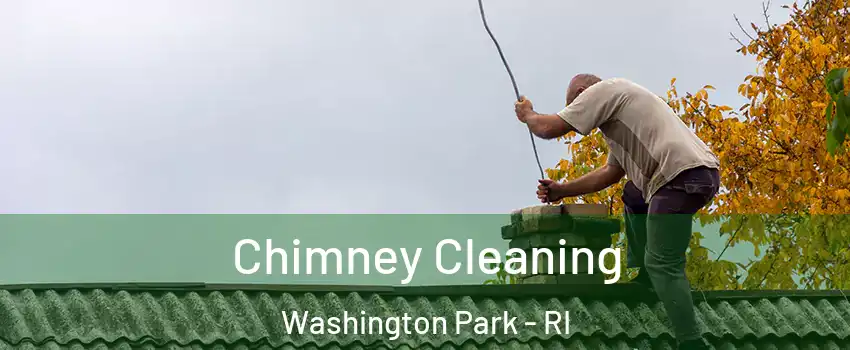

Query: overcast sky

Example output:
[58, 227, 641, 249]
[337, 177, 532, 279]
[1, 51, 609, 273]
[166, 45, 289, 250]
[0, 0, 788, 214]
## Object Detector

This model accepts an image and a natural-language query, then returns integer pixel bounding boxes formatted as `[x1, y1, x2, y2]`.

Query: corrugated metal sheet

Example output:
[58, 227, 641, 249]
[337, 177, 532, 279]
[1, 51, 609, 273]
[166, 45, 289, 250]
[0, 288, 847, 349]
[3, 338, 850, 350]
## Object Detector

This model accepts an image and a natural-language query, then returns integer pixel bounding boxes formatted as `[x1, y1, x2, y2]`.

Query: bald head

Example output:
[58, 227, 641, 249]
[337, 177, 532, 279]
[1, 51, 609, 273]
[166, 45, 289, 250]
[566, 74, 602, 105]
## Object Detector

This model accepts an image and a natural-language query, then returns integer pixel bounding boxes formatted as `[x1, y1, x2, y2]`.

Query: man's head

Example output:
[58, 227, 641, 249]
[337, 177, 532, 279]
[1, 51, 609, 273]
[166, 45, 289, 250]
[566, 73, 602, 106]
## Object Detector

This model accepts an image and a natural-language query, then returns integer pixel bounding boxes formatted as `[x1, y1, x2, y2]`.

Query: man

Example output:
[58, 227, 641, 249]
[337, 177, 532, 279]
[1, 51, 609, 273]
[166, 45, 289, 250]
[513, 74, 720, 350]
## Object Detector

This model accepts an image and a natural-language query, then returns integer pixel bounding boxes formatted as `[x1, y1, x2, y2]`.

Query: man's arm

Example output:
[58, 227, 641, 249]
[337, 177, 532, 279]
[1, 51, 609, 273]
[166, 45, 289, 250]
[514, 97, 575, 139]
[557, 163, 625, 197]
[523, 112, 575, 139]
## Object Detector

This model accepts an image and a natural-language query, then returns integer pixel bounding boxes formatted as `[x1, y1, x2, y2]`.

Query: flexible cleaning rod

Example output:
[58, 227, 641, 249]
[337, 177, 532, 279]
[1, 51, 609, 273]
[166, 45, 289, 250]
[476, 0, 545, 180]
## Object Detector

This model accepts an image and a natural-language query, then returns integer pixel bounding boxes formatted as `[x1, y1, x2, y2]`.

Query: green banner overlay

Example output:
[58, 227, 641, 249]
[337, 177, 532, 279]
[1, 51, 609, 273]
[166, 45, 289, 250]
[1, 214, 847, 288]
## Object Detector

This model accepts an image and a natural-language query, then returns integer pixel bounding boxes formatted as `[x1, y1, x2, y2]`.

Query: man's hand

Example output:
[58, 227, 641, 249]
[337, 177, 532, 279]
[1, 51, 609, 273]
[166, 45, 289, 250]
[535, 164, 626, 202]
[537, 179, 566, 203]
[515, 96, 534, 123]
[513, 97, 575, 139]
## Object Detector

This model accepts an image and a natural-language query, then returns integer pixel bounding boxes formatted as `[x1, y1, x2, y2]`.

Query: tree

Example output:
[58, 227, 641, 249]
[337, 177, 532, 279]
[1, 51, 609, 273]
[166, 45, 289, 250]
[825, 67, 850, 154]
[547, 0, 850, 290]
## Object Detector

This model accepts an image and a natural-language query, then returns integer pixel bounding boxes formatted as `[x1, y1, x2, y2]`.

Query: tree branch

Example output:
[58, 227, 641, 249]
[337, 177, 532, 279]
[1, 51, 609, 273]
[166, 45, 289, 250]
[756, 251, 780, 288]
[762, 0, 773, 30]
[716, 216, 748, 261]
[734, 14, 758, 42]
[681, 95, 719, 132]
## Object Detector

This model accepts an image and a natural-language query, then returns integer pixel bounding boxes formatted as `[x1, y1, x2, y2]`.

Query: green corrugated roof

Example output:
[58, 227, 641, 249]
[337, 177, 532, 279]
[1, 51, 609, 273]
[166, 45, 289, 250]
[0, 284, 848, 349]
[5, 338, 850, 350]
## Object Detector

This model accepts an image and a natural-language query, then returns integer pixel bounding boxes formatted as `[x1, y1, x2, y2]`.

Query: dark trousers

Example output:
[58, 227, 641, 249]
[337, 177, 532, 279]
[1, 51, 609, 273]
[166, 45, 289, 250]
[622, 166, 720, 341]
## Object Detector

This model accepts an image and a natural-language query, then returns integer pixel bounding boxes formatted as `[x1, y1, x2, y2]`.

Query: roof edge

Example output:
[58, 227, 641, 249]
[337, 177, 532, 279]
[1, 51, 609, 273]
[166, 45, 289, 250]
[0, 282, 848, 302]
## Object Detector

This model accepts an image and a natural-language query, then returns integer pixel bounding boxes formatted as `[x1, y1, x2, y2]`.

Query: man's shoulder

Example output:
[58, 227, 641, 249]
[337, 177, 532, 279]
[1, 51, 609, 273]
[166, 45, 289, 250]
[597, 77, 631, 84]
[572, 77, 646, 110]
[600, 78, 662, 102]
[602, 77, 630, 83]
[588, 77, 640, 94]
[601, 77, 643, 90]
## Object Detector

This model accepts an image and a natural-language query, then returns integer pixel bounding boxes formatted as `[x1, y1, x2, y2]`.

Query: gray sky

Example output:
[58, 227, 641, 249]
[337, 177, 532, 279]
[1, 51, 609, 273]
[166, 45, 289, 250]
[0, 1, 782, 283]
[0, 0, 784, 214]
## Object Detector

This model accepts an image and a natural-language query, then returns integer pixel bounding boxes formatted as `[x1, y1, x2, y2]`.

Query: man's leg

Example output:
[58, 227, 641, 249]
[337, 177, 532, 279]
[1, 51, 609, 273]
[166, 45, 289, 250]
[644, 167, 719, 346]
[622, 181, 649, 271]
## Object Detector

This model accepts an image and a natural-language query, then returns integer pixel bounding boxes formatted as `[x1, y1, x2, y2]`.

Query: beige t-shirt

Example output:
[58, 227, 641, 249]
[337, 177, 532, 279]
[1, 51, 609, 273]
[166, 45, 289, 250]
[557, 78, 719, 203]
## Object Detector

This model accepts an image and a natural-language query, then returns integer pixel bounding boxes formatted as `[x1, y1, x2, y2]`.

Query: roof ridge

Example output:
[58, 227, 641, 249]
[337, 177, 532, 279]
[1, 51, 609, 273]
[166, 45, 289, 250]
[1, 283, 850, 301]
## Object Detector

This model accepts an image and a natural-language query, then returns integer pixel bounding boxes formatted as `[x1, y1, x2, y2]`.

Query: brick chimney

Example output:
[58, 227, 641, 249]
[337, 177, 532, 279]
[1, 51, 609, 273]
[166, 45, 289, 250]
[501, 204, 620, 284]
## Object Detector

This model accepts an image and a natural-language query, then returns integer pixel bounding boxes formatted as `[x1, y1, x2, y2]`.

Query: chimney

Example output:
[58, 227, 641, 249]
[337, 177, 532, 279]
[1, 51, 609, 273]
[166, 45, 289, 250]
[501, 204, 620, 284]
